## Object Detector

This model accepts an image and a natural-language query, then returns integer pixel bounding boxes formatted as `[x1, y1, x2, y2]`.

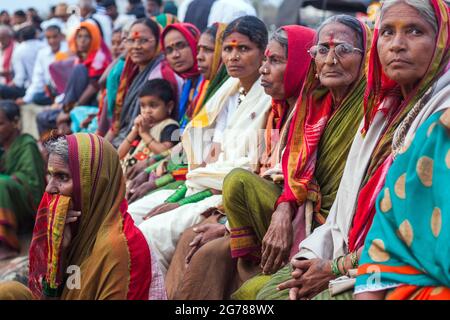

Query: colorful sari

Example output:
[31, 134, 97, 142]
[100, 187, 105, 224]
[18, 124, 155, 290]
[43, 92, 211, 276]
[0, 134, 45, 253]
[226, 25, 317, 261]
[28, 133, 165, 300]
[356, 110, 450, 300]
[348, 0, 449, 252]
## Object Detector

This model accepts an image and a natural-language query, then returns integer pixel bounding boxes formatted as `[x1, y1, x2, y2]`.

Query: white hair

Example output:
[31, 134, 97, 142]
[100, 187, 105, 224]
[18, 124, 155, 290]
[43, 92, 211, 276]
[381, 0, 438, 34]
[45, 136, 69, 164]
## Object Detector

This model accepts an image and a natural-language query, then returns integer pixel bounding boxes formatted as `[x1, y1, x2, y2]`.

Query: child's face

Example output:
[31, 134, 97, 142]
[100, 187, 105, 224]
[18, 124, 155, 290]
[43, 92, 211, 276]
[139, 95, 172, 124]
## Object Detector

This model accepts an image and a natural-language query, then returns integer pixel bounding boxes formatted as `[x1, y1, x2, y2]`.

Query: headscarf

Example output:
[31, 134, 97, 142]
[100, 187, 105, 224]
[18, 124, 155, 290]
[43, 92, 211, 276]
[152, 13, 179, 29]
[29, 134, 152, 299]
[189, 23, 229, 120]
[348, 0, 450, 251]
[260, 25, 316, 173]
[68, 21, 112, 78]
[277, 20, 372, 209]
[160, 22, 201, 79]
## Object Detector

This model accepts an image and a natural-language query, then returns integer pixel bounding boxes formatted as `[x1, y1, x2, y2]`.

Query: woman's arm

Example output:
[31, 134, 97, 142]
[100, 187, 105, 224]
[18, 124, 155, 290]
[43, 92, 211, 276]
[140, 131, 175, 155]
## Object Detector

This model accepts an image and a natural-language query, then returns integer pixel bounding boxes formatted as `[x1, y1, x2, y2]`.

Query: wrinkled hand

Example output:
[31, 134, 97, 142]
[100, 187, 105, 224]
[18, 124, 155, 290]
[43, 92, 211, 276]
[127, 181, 155, 203]
[127, 170, 150, 196]
[62, 210, 81, 250]
[185, 223, 227, 265]
[127, 158, 156, 180]
[143, 202, 180, 221]
[260, 203, 294, 275]
[278, 258, 334, 300]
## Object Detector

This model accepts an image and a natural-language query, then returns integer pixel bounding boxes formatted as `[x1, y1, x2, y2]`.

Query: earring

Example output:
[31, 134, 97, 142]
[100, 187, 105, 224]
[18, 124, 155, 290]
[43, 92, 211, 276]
[315, 73, 319, 79]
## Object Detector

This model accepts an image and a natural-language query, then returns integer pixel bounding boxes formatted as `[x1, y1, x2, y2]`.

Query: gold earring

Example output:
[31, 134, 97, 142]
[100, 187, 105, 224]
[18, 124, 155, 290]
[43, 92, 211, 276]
[315, 73, 319, 79]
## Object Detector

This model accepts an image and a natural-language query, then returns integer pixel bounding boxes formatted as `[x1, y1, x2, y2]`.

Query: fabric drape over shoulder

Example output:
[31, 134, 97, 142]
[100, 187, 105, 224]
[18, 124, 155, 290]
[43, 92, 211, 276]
[356, 110, 450, 300]
[28, 133, 161, 300]
[297, 0, 450, 261]
[277, 21, 372, 211]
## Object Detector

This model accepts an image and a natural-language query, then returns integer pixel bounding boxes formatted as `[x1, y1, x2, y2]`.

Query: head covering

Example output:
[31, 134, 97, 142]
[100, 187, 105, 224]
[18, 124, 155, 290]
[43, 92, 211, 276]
[68, 21, 112, 78]
[29, 134, 152, 299]
[152, 13, 179, 29]
[277, 21, 372, 209]
[261, 25, 316, 173]
[348, 0, 450, 251]
[161, 22, 201, 79]
[189, 23, 229, 119]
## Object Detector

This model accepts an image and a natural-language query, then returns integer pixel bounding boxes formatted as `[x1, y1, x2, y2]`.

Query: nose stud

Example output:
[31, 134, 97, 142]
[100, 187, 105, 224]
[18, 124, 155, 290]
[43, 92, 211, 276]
[333, 58, 337, 65]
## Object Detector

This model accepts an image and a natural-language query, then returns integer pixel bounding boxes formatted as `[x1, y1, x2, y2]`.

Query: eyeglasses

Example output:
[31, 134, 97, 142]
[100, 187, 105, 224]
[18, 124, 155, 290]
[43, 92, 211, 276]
[125, 38, 155, 47]
[164, 41, 189, 55]
[308, 43, 363, 60]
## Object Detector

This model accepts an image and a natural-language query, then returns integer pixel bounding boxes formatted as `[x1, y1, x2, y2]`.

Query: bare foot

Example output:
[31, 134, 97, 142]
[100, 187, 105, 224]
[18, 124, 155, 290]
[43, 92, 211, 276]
[0, 244, 19, 261]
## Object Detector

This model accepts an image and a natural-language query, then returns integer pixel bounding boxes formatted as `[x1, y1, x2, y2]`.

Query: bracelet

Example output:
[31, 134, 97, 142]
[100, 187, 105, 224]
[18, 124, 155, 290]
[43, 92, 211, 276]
[165, 184, 188, 203]
[341, 254, 347, 275]
[144, 160, 164, 174]
[177, 189, 213, 206]
[155, 173, 175, 188]
[350, 251, 359, 268]
[331, 256, 343, 277]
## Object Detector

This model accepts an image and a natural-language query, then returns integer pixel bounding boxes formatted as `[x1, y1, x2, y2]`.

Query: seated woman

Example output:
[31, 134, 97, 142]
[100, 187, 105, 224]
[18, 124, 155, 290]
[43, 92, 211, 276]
[106, 18, 182, 149]
[164, 24, 317, 300]
[119, 79, 179, 176]
[36, 21, 112, 138]
[128, 16, 272, 276]
[0, 133, 166, 300]
[125, 23, 229, 202]
[0, 101, 45, 260]
[355, 109, 450, 300]
[259, 0, 449, 300]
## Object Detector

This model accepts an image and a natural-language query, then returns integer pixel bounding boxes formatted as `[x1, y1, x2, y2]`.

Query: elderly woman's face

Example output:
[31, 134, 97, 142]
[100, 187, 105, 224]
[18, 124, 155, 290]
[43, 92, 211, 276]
[197, 33, 215, 80]
[222, 32, 265, 80]
[377, 3, 436, 89]
[164, 29, 195, 74]
[315, 23, 363, 92]
[46, 153, 73, 197]
[127, 23, 158, 67]
[260, 39, 287, 100]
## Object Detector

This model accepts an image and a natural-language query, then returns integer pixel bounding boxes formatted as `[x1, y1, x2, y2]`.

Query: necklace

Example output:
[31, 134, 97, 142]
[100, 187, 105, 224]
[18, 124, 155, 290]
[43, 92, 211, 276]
[237, 86, 247, 106]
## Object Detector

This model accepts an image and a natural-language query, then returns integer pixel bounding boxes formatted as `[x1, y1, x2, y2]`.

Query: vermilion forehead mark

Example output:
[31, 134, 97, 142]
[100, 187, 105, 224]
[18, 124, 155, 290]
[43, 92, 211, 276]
[328, 34, 335, 47]
[265, 49, 271, 57]
[132, 31, 141, 39]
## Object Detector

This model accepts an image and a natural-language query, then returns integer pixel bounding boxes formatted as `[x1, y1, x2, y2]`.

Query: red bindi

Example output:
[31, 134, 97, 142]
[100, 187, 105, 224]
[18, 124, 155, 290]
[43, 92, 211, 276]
[132, 31, 141, 39]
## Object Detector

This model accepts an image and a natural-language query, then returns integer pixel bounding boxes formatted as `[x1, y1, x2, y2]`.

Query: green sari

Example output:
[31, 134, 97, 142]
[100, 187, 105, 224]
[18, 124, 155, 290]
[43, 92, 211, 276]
[0, 134, 45, 251]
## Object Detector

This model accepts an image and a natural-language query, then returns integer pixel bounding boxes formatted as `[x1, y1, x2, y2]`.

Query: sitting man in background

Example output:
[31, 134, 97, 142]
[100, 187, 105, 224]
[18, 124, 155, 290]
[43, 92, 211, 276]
[16, 24, 68, 106]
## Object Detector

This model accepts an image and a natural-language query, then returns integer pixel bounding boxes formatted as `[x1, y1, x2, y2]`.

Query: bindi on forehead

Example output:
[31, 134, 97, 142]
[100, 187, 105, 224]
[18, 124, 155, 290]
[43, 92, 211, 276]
[132, 31, 141, 39]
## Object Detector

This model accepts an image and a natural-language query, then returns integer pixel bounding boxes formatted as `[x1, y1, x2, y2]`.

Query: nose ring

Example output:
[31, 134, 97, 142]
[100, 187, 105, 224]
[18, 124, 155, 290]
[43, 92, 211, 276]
[263, 67, 268, 74]
[333, 58, 337, 65]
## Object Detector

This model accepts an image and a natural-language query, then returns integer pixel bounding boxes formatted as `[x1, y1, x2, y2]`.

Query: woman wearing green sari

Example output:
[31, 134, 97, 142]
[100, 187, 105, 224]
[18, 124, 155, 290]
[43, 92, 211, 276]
[0, 100, 45, 260]
[232, 15, 372, 300]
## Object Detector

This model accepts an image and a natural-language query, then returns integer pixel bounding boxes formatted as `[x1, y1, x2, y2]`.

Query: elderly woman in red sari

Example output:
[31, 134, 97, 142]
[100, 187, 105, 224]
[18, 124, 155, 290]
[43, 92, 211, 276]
[0, 133, 166, 299]
[259, 0, 449, 300]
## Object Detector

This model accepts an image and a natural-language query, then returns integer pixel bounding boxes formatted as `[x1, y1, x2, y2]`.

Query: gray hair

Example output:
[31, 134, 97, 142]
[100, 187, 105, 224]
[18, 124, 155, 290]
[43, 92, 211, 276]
[45, 136, 69, 164]
[270, 28, 288, 57]
[381, 0, 438, 34]
[316, 14, 364, 50]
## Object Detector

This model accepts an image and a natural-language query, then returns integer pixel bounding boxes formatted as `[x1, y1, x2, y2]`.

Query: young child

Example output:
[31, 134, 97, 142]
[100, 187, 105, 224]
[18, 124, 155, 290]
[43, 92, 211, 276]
[119, 78, 179, 174]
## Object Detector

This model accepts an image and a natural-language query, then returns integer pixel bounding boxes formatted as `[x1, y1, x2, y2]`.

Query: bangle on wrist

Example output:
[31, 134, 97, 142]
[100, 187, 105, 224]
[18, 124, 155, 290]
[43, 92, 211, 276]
[350, 251, 359, 269]
[341, 254, 347, 275]
[331, 257, 343, 277]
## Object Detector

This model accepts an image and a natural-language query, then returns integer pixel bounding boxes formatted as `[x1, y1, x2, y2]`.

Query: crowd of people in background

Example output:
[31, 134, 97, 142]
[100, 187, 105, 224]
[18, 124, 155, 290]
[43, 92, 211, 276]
[0, 0, 448, 301]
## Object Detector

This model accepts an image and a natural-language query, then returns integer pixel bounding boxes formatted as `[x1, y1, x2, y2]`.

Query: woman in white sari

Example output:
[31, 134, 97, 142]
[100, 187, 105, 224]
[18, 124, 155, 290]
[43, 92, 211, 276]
[128, 16, 272, 275]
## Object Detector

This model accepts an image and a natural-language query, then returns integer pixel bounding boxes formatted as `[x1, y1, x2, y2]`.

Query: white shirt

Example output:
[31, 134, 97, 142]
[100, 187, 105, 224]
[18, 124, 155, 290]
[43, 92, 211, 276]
[22, 42, 68, 103]
[178, 0, 256, 27]
[113, 14, 136, 30]
[12, 39, 46, 88]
